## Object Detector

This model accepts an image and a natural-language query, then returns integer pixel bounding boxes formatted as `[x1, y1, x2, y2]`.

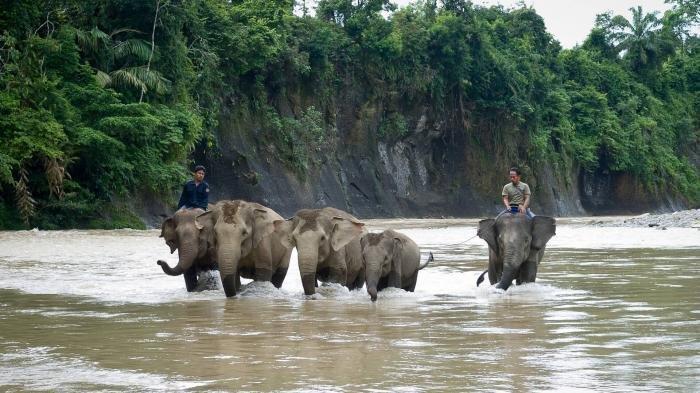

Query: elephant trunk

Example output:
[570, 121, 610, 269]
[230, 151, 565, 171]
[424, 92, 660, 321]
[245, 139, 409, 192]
[157, 260, 184, 276]
[297, 244, 319, 296]
[496, 251, 519, 290]
[367, 287, 378, 302]
[365, 264, 381, 302]
[218, 242, 242, 297]
[157, 241, 197, 276]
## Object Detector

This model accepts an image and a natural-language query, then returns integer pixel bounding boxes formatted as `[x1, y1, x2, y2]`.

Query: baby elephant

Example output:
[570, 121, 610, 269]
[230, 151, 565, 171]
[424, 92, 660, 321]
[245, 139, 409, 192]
[360, 229, 432, 301]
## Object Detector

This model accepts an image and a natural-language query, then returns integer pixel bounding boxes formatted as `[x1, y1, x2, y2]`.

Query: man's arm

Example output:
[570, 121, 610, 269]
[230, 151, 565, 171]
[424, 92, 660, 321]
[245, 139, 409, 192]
[200, 183, 209, 209]
[520, 184, 531, 214]
[503, 195, 510, 209]
[520, 194, 530, 213]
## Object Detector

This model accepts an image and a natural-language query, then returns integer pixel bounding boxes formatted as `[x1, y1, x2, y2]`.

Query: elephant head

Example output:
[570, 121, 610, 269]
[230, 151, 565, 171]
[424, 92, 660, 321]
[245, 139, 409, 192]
[157, 208, 212, 290]
[195, 200, 280, 297]
[477, 214, 556, 290]
[274, 207, 365, 296]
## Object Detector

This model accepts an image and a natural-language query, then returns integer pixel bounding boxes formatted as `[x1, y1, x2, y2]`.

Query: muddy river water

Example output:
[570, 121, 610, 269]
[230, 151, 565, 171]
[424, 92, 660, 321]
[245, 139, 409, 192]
[0, 218, 698, 392]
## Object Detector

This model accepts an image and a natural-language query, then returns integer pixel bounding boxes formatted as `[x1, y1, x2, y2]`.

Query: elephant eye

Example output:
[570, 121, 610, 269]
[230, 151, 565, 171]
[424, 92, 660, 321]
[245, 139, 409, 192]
[320, 235, 326, 241]
[241, 229, 248, 236]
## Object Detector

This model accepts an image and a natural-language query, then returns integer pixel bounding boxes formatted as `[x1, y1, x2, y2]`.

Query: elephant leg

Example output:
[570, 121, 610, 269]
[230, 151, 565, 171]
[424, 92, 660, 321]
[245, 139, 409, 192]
[376, 275, 389, 292]
[255, 267, 273, 282]
[328, 265, 348, 286]
[488, 249, 502, 285]
[518, 249, 543, 284]
[517, 260, 537, 284]
[253, 244, 274, 282]
[234, 273, 242, 292]
[271, 267, 288, 288]
[183, 266, 198, 292]
[405, 272, 418, 292]
[349, 267, 365, 290]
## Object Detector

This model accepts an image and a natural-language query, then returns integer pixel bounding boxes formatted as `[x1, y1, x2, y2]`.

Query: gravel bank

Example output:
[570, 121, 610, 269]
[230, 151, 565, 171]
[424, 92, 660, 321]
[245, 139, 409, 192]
[594, 209, 700, 228]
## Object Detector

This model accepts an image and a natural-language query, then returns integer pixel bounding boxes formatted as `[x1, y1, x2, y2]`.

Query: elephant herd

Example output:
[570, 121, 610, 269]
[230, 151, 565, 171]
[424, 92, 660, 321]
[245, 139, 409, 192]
[156, 200, 557, 300]
[157, 201, 432, 301]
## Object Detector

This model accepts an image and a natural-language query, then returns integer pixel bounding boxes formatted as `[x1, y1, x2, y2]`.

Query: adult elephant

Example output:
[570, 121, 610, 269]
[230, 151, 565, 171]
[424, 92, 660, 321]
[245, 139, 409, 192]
[476, 214, 556, 290]
[274, 207, 366, 296]
[360, 229, 433, 301]
[157, 207, 218, 291]
[194, 200, 292, 297]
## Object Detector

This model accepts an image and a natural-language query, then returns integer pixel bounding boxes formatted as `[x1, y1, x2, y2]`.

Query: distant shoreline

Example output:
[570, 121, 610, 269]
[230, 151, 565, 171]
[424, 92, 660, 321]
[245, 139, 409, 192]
[591, 209, 700, 229]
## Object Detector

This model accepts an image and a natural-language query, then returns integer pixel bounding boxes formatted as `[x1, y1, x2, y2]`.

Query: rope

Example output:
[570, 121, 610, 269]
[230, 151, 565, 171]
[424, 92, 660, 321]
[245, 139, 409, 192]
[442, 233, 480, 247]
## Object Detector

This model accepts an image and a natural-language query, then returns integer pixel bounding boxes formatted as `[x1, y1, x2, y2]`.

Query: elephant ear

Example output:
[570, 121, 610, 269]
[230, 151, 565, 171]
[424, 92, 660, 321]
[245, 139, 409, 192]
[477, 219, 497, 252]
[195, 209, 218, 255]
[195, 209, 217, 231]
[330, 217, 365, 252]
[531, 216, 556, 250]
[252, 207, 281, 248]
[273, 218, 297, 249]
[160, 217, 178, 254]
[387, 237, 404, 288]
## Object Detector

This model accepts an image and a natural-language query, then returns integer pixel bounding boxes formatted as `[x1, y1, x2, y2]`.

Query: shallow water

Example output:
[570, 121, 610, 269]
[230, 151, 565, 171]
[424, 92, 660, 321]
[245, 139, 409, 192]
[0, 219, 698, 392]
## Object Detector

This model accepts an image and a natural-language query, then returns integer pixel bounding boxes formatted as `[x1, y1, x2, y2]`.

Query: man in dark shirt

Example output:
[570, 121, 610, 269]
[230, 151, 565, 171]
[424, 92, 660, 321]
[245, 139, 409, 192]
[178, 165, 209, 210]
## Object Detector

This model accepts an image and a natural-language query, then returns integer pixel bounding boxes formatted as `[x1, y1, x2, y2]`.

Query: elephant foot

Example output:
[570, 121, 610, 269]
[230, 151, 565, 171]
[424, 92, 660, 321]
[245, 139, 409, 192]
[221, 274, 238, 297]
[301, 274, 316, 296]
[271, 268, 288, 288]
[184, 267, 198, 292]
[495, 281, 512, 291]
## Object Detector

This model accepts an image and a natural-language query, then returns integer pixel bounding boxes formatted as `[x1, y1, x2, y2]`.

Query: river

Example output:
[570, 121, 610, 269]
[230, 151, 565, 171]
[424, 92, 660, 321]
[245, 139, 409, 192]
[0, 218, 698, 392]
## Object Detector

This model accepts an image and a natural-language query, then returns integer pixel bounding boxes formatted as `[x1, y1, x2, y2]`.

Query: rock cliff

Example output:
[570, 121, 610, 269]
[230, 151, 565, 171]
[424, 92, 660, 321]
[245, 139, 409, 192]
[193, 88, 687, 220]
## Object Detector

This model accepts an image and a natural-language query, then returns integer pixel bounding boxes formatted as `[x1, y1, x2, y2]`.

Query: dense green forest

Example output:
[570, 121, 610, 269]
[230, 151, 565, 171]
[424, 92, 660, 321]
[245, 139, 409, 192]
[0, 0, 698, 229]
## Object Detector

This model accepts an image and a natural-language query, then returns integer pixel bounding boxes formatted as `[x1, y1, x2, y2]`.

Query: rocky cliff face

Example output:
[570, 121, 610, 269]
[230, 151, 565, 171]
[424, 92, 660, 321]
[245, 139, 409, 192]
[196, 87, 687, 219]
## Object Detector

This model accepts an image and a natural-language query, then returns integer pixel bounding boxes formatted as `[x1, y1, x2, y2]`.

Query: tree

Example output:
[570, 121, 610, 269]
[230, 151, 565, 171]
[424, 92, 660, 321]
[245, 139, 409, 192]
[595, 7, 674, 74]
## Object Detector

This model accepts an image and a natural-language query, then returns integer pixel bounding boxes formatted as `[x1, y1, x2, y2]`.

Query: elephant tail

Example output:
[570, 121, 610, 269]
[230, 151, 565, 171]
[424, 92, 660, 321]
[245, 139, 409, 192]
[476, 269, 488, 287]
[418, 252, 433, 270]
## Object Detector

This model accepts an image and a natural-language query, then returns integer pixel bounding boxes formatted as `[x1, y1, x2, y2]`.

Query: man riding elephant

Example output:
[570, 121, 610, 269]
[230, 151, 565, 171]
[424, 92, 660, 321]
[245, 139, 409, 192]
[499, 166, 533, 219]
[178, 165, 209, 211]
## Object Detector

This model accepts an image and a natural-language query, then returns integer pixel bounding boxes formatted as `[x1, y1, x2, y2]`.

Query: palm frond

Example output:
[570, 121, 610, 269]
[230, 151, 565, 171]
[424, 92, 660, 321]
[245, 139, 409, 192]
[15, 167, 36, 225]
[44, 157, 67, 199]
[127, 66, 171, 94]
[109, 28, 143, 38]
[95, 70, 111, 87]
[74, 27, 110, 52]
[108, 66, 170, 95]
[109, 68, 148, 92]
[113, 39, 151, 62]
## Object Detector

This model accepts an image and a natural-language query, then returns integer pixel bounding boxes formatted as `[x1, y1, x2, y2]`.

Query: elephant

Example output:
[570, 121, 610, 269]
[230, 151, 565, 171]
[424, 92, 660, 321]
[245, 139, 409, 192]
[157, 207, 218, 291]
[360, 229, 433, 301]
[476, 214, 556, 290]
[274, 207, 366, 296]
[194, 200, 292, 297]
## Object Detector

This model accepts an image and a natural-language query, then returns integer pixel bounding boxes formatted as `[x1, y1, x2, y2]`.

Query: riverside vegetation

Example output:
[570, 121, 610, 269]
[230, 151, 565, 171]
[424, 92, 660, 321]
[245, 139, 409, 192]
[0, 0, 698, 229]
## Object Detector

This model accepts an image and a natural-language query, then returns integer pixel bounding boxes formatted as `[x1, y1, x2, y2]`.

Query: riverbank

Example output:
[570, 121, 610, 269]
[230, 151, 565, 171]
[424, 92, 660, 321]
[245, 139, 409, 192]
[593, 209, 700, 228]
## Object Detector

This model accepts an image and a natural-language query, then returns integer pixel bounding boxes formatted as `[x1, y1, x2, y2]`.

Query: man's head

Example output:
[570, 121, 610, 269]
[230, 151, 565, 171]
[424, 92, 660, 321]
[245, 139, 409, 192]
[194, 165, 205, 182]
[509, 167, 521, 185]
